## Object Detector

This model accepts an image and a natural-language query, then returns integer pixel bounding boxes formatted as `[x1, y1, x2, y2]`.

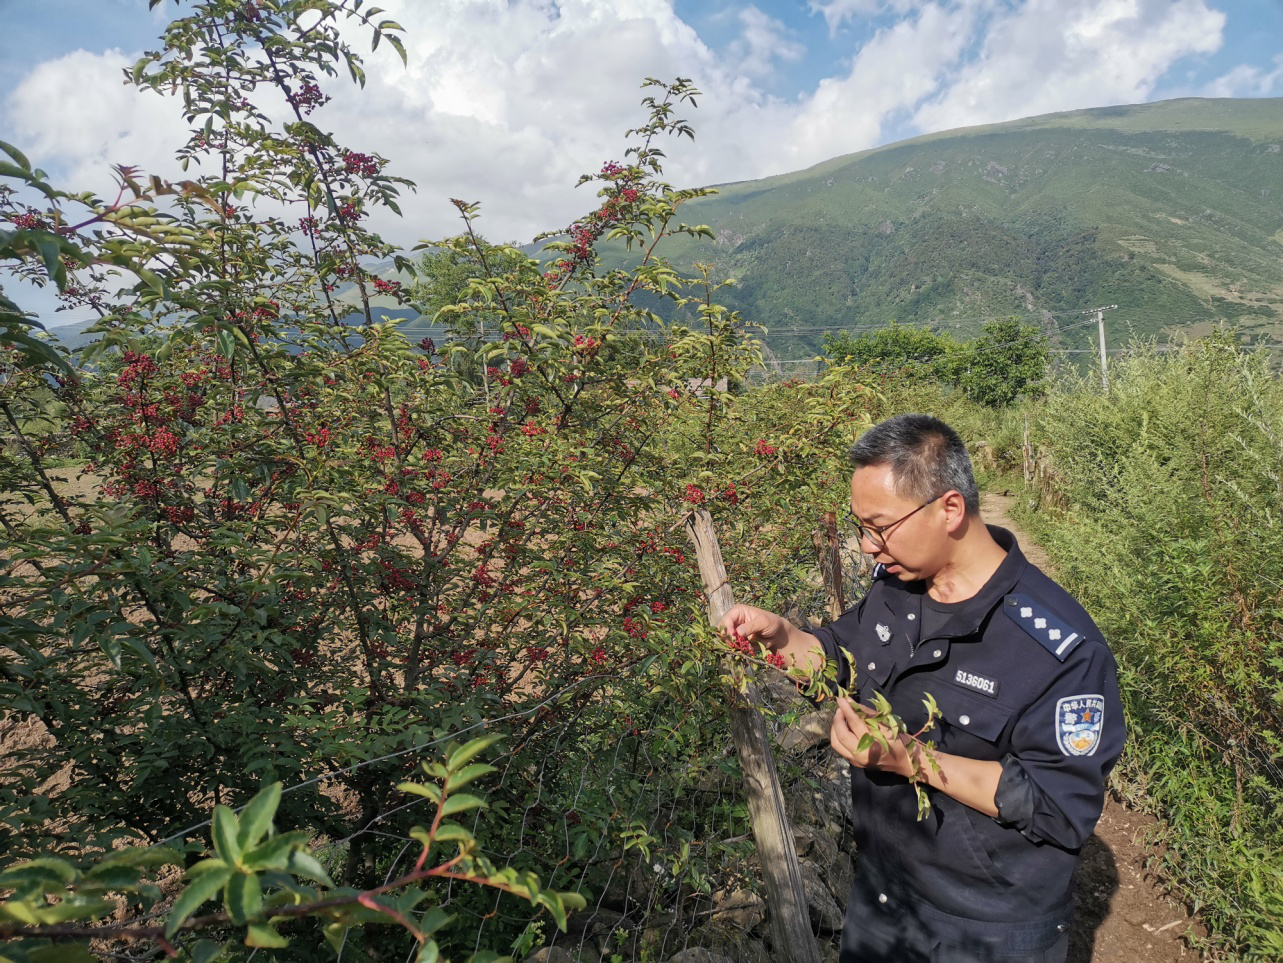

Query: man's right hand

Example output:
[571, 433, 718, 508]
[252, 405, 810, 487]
[718, 604, 792, 650]
[717, 605, 826, 672]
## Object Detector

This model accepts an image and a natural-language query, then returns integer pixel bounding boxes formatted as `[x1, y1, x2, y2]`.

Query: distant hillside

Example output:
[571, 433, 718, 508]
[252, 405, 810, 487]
[651, 97, 1283, 357]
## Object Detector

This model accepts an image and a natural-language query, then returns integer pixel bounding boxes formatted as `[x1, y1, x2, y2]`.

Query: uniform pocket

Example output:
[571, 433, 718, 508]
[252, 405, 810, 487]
[941, 792, 1014, 888]
[931, 685, 1014, 747]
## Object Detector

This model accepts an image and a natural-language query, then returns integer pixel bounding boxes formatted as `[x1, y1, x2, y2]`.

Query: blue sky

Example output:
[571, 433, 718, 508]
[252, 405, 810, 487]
[2, 0, 1281, 323]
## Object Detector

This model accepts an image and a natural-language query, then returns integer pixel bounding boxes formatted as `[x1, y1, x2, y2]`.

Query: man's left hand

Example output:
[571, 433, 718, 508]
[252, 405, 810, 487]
[831, 696, 919, 778]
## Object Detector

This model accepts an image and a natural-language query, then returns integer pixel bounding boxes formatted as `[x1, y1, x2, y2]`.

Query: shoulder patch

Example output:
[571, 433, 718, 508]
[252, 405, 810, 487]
[1002, 593, 1086, 661]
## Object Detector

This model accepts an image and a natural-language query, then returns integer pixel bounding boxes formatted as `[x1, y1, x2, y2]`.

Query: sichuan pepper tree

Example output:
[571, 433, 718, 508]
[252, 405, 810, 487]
[1, 2, 882, 957]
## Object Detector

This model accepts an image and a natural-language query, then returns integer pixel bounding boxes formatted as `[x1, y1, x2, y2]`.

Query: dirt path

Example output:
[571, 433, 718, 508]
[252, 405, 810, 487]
[981, 492, 1202, 962]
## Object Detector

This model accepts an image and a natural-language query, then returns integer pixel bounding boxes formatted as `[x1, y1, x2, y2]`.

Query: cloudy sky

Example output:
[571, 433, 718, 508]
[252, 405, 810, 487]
[2, 0, 1281, 322]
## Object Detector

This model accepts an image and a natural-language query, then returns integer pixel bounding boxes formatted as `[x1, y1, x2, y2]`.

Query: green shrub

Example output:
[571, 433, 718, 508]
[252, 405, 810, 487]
[1022, 332, 1283, 960]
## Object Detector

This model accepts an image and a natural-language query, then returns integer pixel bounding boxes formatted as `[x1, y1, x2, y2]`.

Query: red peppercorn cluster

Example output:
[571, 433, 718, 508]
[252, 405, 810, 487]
[342, 151, 380, 177]
[292, 82, 328, 114]
[728, 632, 787, 669]
[9, 212, 47, 230]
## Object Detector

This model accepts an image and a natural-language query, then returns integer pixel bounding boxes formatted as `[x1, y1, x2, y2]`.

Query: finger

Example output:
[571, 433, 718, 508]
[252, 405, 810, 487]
[836, 697, 867, 731]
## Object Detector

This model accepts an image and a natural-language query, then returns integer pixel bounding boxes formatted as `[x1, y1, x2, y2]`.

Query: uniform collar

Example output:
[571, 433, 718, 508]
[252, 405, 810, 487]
[886, 525, 1028, 640]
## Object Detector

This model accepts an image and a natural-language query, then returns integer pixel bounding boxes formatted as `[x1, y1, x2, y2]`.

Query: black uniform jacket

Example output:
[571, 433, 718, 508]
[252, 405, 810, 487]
[808, 527, 1125, 923]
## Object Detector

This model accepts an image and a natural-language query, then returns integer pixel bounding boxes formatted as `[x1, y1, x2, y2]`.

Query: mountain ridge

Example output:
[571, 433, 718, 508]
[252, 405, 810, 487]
[656, 97, 1283, 357]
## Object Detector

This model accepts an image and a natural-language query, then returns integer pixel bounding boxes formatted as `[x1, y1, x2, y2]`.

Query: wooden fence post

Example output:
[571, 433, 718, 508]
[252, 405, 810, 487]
[685, 509, 823, 963]
[812, 510, 845, 622]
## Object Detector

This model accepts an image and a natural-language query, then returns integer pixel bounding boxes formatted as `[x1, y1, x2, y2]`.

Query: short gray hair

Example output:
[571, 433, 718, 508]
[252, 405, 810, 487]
[849, 414, 980, 515]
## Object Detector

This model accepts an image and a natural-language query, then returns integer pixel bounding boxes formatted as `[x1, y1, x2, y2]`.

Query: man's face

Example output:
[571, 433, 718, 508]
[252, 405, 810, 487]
[849, 464, 945, 581]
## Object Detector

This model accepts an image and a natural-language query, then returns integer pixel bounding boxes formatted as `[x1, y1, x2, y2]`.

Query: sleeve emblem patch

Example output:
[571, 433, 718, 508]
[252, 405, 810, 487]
[1056, 695, 1105, 756]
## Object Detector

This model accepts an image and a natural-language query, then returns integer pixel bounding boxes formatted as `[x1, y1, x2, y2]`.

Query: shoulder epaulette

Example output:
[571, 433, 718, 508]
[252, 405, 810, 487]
[1002, 593, 1086, 661]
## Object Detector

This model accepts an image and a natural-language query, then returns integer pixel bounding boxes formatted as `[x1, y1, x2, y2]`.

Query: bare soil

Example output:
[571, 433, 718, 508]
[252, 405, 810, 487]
[981, 492, 1203, 963]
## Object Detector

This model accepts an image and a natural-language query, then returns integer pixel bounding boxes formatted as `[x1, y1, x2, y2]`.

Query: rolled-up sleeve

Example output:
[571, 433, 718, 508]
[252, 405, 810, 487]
[995, 640, 1126, 849]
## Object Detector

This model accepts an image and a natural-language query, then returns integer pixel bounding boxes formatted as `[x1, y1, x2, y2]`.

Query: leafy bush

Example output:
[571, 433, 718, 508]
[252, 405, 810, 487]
[1022, 333, 1283, 960]
[0, 3, 878, 958]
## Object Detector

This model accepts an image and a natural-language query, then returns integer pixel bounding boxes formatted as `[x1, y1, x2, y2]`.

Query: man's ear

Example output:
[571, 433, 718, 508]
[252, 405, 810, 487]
[941, 490, 968, 534]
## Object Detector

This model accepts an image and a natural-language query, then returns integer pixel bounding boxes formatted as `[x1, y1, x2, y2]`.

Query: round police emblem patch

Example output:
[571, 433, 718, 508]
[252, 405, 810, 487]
[1056, 695, 1104, 756]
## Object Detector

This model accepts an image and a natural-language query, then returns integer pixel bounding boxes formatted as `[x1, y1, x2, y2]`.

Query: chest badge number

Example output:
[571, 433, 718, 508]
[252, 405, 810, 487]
[875, 623, 891, 643]
[1056, 695, 1105, 756]
[953, 668, 999, 698]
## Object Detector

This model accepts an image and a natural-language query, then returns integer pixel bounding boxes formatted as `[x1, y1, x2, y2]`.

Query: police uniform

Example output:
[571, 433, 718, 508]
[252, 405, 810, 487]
[808, 527, 1125, 962]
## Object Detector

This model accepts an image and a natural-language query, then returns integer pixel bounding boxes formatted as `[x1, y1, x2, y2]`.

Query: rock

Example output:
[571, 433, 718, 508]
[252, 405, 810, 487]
[779, 707, 834, 752]
[666, 921, 772, 963]
[825, 850, 854, 907]
[665, 950, 737, 963]
[786, 758, 854, 835]
[522, 949, 579, 963]
[638, 914, 687, 959]
[793, 823, 853, 904]
[813, 759, 855, 831]
[710, 887, 766, 932]
[799, 857, 846, 933]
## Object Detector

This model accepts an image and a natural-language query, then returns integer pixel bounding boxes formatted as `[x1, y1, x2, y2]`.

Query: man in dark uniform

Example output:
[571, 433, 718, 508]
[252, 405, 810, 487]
[720, 414, 1124, 962]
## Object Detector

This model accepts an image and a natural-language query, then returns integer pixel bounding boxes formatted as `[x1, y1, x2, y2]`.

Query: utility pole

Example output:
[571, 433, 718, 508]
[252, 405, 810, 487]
[1083, 305, 1118, 393]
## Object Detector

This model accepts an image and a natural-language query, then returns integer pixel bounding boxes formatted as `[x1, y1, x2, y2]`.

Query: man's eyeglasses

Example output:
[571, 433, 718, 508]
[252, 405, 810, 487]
[847, 494, 943, 547]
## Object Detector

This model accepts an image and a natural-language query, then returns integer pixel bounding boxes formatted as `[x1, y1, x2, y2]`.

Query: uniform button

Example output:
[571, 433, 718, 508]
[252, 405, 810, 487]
[933, 649, 942, 658]
[959, 714, 971, 725]
[1056, 924, 1067, 933]
[867, 662, 876, 671]
[878, 893, 888, 904]
[907, 613, 915, 620]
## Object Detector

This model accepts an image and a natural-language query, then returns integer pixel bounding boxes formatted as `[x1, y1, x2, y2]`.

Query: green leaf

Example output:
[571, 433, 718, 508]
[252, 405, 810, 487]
[431, 823, 474, 844]
[30, 946, 97, 963]
[237, 782, 281, 851]
[323, 922, 348, 952]
[285, 848, 334, 887]
[226, 871, 263, 924]
[0, 322, 72, 374]
[440, 794, 487, 817]
[165, 868, 232, 938]
[447, 733, 503, 771]
[415, 942, 440, 963]
[217, 329, 236, 360]
[243, 831, 307, 872]
[397, 781, 442, 803]
[0, 858, 77, 887]
[133, 267, 165, 296]
[190, 939, 224, 963]
[245, 921, 288, 948]
[447, 763, 496, 791]
[34, 237, 67, 289]
[419, 905, 455, 937]
[211, 805, 242, 863]
[0, 139, 32, 169]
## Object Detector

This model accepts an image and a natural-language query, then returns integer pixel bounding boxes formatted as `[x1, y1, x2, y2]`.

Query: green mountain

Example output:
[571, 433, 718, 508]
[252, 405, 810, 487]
[656, 97, 1283, 357]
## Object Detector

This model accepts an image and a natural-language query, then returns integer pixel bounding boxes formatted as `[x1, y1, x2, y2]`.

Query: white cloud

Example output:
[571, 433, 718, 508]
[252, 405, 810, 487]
[729, 6, 806, 78]
[1202, 53, 1283, 98]
[0, 0, 1256, 264]
[5, 48, 189, 197]
[913, 0, 1226, 132]
[766, 1, 983, 169]
[808, 0, 926, 35]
